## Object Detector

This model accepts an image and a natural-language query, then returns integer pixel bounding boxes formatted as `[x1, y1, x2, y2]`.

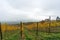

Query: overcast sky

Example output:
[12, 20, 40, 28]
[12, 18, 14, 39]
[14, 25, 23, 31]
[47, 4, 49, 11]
[0, 0, 60, 22]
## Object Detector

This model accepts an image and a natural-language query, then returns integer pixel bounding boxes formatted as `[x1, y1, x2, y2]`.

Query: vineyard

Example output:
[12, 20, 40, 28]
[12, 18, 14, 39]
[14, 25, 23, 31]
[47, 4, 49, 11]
[0, 20, 60, 40]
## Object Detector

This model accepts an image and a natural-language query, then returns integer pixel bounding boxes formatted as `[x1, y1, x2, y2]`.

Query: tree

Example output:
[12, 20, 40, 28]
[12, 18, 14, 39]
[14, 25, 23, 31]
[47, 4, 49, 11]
[56, 16, 60, 22]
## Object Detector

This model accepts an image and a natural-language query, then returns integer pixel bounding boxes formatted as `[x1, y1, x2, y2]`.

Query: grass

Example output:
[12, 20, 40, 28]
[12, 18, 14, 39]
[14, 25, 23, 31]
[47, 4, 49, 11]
[38, 32, 60, 40]
[24, 27, 60, 40]
[2, 30, 21, 40]
[1, 29, 60, 40]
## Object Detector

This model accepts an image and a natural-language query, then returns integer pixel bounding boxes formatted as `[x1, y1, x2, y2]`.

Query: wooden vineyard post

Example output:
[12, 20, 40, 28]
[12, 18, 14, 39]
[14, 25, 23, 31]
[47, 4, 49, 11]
[36, 22, 38, 37]
[5, 23, 8, 40]
[0, 22, 2, 40]
[35, 22, 39, 40]
[20, 22, 23, 40]
[48, 16, 51, 33]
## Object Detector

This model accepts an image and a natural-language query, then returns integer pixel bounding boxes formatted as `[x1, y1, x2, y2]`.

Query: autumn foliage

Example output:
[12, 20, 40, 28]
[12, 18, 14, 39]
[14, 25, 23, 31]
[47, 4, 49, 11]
[1, 20, 60, 32]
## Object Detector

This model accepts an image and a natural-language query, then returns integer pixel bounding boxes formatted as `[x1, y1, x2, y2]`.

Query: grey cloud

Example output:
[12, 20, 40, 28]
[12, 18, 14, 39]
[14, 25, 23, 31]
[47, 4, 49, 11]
[0, 0, 60, 22]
